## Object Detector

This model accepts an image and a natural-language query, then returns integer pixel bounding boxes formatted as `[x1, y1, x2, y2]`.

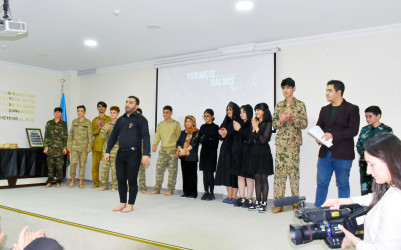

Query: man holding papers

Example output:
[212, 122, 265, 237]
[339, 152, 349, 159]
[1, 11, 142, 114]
[314, 80, 360, 207]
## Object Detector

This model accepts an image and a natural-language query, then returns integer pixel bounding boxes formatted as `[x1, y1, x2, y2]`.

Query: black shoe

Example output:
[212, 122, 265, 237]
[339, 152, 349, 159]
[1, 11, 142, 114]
[181, 194, 188, 198]
[234, 198, 245, 207]
[188, 195, 197, 199]
[258, 201, 267, 213]
[206, 193, 215, 201]
[248, 200, 258, 211]
[201, 193, 209, 200]
[242, 198, 251, 208]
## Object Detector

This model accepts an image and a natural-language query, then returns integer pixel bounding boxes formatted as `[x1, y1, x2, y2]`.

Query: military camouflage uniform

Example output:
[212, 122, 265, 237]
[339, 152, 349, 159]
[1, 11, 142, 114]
[273, 98, 308, 199]
[67, 118, 93, 179]
[356, 123, 393, 195]
[92, 115, 112, 187]
[44, 119, 68, 184]
[100, 121, 118, 189]
[138, 163, 146, 191]
[153, 119, 181, 191]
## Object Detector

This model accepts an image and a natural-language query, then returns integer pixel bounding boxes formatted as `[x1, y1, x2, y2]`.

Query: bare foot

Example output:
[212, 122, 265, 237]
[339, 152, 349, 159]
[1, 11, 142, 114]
[90, 185, 98, 188]
[79, 180, 84, 189]
[112, 203, 126, 212]
[141, 190, 147, 194]
[164, 190, 173, 196]
[98, 188, 109, 191]
[44, 183, 52, 188]
[69, 179, 75, 188]
[111, 188, 117, 192]
[56, 183, 61, 188]
[121, 205, 134, 213]
[149, 190, 160, 195]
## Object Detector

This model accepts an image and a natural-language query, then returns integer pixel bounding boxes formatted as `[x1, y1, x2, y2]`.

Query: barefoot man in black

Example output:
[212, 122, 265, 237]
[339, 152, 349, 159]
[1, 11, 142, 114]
[104, 96, 151, 213]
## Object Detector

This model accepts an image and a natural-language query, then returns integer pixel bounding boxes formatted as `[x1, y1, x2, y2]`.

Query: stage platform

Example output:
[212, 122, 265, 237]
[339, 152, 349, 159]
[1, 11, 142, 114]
[0, 181, 330, 249]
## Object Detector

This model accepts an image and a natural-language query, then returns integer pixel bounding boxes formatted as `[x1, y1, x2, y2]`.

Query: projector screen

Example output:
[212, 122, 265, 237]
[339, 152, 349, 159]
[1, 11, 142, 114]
[157, 54, 276, 128]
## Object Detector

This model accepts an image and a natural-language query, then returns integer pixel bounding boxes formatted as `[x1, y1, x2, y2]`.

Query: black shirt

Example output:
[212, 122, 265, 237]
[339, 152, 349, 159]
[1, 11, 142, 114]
[106, 112, 151, 156]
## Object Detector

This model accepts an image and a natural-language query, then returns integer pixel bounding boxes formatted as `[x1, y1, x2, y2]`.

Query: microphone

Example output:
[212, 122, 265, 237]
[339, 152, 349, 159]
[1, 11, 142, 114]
[274, 196, 305, 207]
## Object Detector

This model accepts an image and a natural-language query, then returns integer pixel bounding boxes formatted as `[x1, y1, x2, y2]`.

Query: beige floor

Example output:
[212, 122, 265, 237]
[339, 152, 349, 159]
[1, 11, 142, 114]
[0, 181, 332, 250]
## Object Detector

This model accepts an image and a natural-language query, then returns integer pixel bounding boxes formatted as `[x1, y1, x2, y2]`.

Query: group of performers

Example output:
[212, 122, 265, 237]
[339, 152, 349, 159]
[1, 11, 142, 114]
[43, 77, 393, 215]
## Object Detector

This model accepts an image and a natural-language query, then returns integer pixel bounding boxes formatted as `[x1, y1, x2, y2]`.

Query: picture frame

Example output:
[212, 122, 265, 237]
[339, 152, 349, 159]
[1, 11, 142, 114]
[25, 128, 44, 148]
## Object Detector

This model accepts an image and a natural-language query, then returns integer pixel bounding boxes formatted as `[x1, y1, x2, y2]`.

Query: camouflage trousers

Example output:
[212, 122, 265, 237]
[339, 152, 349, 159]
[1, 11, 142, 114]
[273, 145, 300, 200]
[46, 154, 64, 184]
[153, 149, 178, 191]
[70, 150, 88, 179]
[138, 164, 147, 191]
[359, 160, 373, 195]
[100, 154, 118, 189]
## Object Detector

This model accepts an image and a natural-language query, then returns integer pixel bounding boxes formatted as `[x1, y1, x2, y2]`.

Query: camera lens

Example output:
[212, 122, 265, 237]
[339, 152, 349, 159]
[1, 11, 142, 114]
[290, 224, 328, 245]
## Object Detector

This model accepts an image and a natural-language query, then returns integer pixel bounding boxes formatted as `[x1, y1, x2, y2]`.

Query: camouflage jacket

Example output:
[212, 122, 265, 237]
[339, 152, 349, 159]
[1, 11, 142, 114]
[92, 115, 112, 152]
[273, 98, 308, 147]
[44, 119, 68, 156]
[100, 121, 119, 156]
[356, 123, 393, 159]
[67, 118, 93, 152]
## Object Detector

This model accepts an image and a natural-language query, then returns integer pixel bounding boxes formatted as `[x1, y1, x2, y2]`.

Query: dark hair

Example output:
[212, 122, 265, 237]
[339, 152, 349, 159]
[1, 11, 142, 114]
[204, 109, 215, 121]
[110, 106, 120, 113]
[327, 80, 345, 96]
[240, 104, 253, 122]
[163, 105, 173, 112]
[254, 103, 272, 122]
[54, 107, 62, 113]
[77, 105, 86, 111]
[363, 133, 401, 211]
[24, 237, 64, 250]
[365, 106, 382, 116]
[136, 108, 143, 114]
[281, 77, 295, 88]
[127, 96, 140, 105]
[97, 101, 107, 108]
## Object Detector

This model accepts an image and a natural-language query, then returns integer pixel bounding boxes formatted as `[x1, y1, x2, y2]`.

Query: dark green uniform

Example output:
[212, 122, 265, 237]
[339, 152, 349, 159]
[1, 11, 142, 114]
[356, 123, 393, 195]
[44, 119, 68, 184]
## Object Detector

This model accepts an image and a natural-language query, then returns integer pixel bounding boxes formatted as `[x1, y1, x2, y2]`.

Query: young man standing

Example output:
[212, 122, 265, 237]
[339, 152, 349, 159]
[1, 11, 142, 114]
[99, 106, 120, 192]
[271, 78, 308, 213]
[149, 105, 181, 196]
[104, 96, 150, 213]
[356, 106, 392, 195]
[91, 101, 112, 188]
[67, 105, 93, 189]
[43, 107, 68, 188]
[315, 80, 360, 207]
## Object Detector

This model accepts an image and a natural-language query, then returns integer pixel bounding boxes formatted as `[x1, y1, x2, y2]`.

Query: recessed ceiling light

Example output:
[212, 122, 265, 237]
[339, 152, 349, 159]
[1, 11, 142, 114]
[236, 1, 254, 11]
[147, 24, 161, 30]
[113, 9, 121, 16]
[84, 40, 98, 47]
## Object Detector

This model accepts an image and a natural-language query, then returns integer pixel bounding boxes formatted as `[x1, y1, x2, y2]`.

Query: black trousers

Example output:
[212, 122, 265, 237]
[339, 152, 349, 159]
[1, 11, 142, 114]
[181, 159, 198, 197]
[116, 149, 141, 205]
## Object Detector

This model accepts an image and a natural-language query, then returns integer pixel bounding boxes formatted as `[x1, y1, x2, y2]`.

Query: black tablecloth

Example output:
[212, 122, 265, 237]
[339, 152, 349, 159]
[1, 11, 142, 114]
[0, 148, 49, 179]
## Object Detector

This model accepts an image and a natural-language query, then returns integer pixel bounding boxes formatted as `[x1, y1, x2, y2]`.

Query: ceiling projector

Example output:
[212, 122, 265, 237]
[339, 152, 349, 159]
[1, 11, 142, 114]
[0, 20, 27, 37]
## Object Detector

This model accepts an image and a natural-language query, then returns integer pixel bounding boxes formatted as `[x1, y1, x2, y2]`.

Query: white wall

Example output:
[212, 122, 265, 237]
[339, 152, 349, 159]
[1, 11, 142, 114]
[2, 30, 401, 203]
[0, 64, 63, 147]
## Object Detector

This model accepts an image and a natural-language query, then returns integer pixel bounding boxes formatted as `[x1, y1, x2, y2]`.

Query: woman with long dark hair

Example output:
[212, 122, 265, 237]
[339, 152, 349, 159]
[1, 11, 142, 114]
[176, 115, 200, 199]
[233, 104, 255, 208]
[199, 109, 219, 200]
[323, 133, 401, 248]
[247, 103, 274, 213]
[215, 101, 241, 204]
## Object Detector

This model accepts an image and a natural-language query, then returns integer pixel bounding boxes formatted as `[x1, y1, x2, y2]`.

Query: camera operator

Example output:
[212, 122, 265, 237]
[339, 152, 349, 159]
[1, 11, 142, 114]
[323, 133, 401, 249]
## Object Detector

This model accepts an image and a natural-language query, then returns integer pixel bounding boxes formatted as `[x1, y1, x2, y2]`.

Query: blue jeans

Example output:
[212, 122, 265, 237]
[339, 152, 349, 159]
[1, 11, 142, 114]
[315, 151, 353, 207]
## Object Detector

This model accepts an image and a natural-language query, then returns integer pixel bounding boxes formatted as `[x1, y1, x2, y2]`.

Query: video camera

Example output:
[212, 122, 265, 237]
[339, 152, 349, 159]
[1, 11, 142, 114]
[274, 196, 367, 248]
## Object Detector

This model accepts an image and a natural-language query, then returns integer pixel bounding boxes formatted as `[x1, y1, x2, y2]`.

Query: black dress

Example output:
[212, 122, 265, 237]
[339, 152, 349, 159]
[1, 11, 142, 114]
[199, 123, 219, 172]
[248, 120, 274, 176]
[215, 101, 241, 187]
[240, 121, 253, 178]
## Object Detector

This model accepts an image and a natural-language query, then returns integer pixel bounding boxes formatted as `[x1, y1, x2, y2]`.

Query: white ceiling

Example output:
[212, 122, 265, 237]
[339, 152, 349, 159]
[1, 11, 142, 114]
[1, 0, 401, 72]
